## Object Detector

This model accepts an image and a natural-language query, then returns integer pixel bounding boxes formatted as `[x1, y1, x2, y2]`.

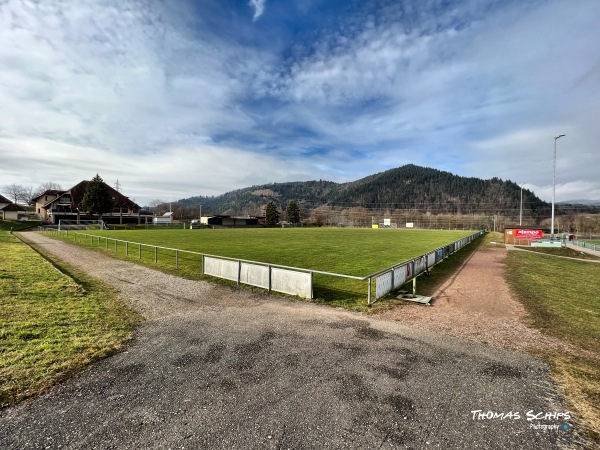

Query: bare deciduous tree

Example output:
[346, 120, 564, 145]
[3, 183, 26, 204]
[34, 182, 63, 198]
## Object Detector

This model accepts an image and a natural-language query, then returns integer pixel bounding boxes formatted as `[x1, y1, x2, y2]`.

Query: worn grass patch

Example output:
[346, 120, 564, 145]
[0, 232, 141, 407]
[47, 228, 479, 310]
[505, 250, 600, 443]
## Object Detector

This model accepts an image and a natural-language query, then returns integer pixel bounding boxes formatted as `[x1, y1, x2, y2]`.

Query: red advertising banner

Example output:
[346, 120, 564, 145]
[515, 229, 543, 239]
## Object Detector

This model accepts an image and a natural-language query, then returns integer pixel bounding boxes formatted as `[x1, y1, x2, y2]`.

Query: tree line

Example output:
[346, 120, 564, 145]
[2, 182, 63, 205]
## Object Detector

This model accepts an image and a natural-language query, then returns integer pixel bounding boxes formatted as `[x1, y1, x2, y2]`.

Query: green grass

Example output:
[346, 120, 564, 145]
[50, 228, 480, 310]
[0, 232, 141, 407]
[505, 250, 600, 442]
[516, 246, 600, 260]
[0, 219, 40, 232]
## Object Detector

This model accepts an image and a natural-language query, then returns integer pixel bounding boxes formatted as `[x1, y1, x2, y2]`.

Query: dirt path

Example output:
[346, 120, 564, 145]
[378, 247, 596, 360]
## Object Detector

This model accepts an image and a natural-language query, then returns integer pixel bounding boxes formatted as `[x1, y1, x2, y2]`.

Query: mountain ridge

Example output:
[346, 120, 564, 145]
[179, 164, 554, 218]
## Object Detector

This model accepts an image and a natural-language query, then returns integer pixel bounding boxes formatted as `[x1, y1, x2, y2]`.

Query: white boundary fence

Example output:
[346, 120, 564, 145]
[368, 232, 481, 301]
[39, 228, 482, 305]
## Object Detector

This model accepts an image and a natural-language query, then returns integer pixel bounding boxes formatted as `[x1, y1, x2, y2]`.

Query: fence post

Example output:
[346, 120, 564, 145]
[310, 271, 314, 299]
[268, 265, 272, 293]
[202, 255, 205, 274]
[237, 260, 241, 285]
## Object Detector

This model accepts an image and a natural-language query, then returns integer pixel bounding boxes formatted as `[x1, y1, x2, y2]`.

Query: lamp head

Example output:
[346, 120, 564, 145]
[555, 134, 565, 140]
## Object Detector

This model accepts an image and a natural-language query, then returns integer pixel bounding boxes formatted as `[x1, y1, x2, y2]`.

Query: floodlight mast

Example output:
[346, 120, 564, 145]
[519, 184, 523, 226]
[551, 134, 565, 240]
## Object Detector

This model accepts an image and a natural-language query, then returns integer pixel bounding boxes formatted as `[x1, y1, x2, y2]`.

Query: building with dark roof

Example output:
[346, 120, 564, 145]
[0, 195, 27, 220]
[34, 181, 152, 225]
[0, 193, 12, 207]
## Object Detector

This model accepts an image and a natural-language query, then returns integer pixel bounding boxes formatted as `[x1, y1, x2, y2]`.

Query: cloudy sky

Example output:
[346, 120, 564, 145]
[1, 0, 599, 206]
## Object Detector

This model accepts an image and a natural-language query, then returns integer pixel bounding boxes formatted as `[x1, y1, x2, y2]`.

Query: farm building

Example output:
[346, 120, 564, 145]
[504, 226, 544, 245]
[201, 215, 265, 228]
[33, 181, 152, 225]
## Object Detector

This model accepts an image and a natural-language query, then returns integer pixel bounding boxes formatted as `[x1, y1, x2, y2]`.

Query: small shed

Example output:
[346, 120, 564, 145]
[153, 212, 173, 225]
[504, 226, 544, 245]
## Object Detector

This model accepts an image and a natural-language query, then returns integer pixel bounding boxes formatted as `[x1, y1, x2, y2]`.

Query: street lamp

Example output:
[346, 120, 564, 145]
[551, 134, 565, 240]
[519, 184, 523, 226]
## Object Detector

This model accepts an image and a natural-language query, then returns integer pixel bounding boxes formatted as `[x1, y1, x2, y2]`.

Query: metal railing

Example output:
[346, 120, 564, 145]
[572, 240, 600, 252]
[39, 228, 482, 305]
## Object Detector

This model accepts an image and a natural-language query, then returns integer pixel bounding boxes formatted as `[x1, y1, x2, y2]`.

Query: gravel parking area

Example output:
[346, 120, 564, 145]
[0, 233, 581, 449]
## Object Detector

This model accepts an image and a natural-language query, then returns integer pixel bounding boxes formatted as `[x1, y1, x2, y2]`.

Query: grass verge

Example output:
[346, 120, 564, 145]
[516, 246, 600, 261]
[0, 219, 40, 232]
[505, 250, 600, 443]
[0, 232, 142, 408]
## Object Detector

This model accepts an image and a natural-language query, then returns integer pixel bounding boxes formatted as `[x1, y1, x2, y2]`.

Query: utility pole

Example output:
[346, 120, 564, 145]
[114, 179, 122, 192]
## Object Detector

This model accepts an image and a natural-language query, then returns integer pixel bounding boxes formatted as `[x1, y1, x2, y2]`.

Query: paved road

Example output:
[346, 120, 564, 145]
[0, 233, 576, 449]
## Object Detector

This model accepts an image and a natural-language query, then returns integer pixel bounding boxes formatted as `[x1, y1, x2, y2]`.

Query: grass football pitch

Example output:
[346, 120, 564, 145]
[76, 228, 478, 308]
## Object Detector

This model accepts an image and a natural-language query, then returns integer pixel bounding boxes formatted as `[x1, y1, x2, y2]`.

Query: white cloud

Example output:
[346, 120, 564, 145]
[1, 0, 599, 206]
[249, 0, 266, 21]
[0, 136, 325, 204]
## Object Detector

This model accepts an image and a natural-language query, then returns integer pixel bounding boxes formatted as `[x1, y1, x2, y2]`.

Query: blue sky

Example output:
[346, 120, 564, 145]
[1, 0, 599, 206]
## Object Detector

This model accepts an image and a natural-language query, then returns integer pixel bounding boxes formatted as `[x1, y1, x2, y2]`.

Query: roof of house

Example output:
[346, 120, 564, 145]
[43, 181, 141, 210]
[0, 194, 12, 204]
[31, 190, 62, 201]
[0, 203, 26, 211]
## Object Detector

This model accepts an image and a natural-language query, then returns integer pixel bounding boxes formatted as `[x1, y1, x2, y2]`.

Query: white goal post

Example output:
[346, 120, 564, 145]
[378, 222, 398, 228]
[58, 219, 106, 231]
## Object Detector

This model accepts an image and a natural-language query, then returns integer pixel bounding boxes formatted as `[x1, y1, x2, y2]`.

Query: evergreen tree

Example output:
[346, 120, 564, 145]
[285, 200, 300, 224]
[265, 201, 279, 226]
[80, 174, 114, 220]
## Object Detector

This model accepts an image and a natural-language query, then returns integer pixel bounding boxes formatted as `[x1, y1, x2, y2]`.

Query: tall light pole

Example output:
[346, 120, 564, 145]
[519, 184, 523, 226]
[551, 134, 565, 240]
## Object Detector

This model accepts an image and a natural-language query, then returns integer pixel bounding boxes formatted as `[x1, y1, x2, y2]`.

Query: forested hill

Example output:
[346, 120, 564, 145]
[179, 180, 338, 215]
[178, 164, 550, 217]
[328, 164, 549, 215]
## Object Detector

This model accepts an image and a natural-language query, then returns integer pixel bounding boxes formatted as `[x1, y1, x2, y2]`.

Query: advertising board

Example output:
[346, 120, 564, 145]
[514, 229, 543, 239]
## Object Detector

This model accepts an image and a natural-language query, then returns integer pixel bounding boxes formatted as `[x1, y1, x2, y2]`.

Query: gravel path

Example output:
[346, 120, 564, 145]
[0, 232, 582, 449]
